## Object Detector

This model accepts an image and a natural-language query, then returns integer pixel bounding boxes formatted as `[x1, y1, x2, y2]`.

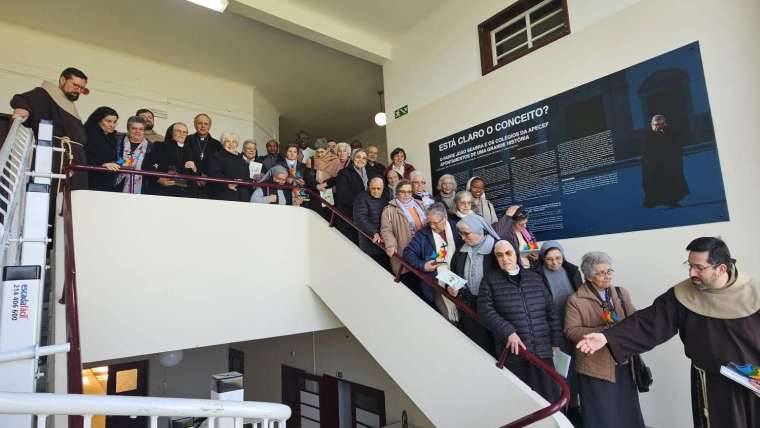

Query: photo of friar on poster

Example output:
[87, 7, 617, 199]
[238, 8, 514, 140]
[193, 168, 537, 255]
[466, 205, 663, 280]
[428, 42, 728, 241]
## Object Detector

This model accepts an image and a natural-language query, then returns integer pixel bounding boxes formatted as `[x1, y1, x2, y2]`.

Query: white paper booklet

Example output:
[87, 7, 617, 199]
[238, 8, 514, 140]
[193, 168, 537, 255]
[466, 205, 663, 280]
[436, 267, 467, 291]
[320, 188, 335, 206]
[553, 349, 572, 378]
[249, 161, 263, 178]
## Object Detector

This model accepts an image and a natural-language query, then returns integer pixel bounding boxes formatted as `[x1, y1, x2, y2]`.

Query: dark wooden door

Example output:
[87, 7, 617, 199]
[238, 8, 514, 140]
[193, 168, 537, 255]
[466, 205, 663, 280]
[350, 382, 386, 428]
[105, 360, 149, 428]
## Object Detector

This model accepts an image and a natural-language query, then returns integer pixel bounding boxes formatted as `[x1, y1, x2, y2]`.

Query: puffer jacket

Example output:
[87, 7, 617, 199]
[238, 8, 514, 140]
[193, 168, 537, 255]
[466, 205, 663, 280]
[353, 191, 391, 256]
[478, 268, 563, 363]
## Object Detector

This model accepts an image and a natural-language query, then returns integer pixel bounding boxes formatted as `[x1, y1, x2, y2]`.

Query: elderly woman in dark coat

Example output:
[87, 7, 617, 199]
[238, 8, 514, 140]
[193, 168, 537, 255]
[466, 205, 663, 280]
[208, 132, 251, 202]
[84, 106, 120, 192]
[353, 176, 392, 271]
[403, 203, 463, 313]
[478, 239, 563, 402]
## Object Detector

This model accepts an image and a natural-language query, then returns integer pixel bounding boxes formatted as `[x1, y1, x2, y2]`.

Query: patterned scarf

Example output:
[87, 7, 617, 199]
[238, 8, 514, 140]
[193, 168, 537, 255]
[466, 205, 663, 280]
[116, 135, 149, 194]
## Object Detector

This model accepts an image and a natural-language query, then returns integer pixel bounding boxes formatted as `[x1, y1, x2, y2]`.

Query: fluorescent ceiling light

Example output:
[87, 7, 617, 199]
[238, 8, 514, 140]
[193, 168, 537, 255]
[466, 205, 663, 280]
[185, 0, 229, 13]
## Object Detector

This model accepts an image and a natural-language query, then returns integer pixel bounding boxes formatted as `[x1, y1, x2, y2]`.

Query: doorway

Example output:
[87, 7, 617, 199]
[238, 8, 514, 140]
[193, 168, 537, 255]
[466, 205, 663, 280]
[82, 360, 149, 428]
[281, 366, 386, 428]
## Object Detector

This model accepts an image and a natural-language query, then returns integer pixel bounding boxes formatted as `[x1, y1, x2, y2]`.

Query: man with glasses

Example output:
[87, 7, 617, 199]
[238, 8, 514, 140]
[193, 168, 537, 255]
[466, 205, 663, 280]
[11, 67, 90, 189]
[577, 237, 760, 427]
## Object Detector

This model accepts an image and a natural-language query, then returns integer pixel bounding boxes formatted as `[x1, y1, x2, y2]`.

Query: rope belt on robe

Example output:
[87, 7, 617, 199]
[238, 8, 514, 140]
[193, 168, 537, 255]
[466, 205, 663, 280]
[54, 136, 82, 193]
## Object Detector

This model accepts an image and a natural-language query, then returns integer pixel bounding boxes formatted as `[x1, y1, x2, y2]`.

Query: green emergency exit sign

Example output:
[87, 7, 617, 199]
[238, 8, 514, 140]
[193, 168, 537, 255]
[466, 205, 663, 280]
[394, 105, 409, 119]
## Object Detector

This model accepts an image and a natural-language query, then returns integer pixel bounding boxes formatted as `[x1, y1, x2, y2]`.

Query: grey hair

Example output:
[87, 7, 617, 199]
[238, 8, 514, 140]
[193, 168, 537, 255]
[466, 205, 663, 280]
[426, 202, 448, 220]
[580, 251, 614, 279]
[269, 165, 288, 177]
[242, 140, 257, 150]
[220, 131, 239, 143]
[314, 138, 327, 149]
[368, 176, 384, 187]
[454, 190, 473, 205]
[351, 148, 368, 160]
[336, 142, 350, 153]
[437, 174, 457, 192]
[409, 170, 426, 182]
[651, 114, 667, 124]
[126, 116, 146, 130]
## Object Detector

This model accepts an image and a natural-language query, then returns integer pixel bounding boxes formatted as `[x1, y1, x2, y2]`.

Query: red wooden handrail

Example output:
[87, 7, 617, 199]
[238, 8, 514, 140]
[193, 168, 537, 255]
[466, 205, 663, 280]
[63, 164, 569, 427]
[61, 170, 83, 428]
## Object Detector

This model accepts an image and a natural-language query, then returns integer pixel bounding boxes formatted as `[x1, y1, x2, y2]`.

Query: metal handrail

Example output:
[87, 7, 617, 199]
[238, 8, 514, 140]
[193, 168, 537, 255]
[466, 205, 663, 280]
[0, 118, 36, 266]
[64, 164, 569, 427]
[0, 391, 290, 427]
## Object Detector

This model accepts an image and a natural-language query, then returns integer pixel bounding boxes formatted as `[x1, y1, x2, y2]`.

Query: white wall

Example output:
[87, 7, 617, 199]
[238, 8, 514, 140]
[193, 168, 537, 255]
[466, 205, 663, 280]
[307, 219, 569, 428]
[383, 0, 640, 119]
[348, 125, 388, 163]
[0, 21, 280, 143]
[253, 88, 280, 151]
[71, 191, 341, 363]
[68, 190, 571, 427]
[236, 328, 432, 427]
[382, 0, 760, 426]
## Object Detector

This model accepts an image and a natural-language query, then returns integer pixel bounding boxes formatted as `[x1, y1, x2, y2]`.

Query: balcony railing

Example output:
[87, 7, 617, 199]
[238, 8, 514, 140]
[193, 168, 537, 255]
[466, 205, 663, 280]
[64, 164, 570, 428]
[0, 391, 290, 427]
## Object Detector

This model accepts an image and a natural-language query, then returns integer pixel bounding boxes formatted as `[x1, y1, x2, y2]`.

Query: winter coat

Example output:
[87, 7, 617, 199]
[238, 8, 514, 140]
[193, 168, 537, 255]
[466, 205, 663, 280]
[84, 124, 119, 192]
[478, 269, 563, 363]
[403, 219, 463, 278]
[564, 283, 636, 382]
[353, 191, 391, 256]
[335, 166, 379, 217]
[380, 199, 425, 275]
[208, 149, 251, 202]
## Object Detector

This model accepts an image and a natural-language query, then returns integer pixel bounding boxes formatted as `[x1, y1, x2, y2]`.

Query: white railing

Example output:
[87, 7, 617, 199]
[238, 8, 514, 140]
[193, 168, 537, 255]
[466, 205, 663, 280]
[0, 391, 291, 428]
[0, 117, 36, 267]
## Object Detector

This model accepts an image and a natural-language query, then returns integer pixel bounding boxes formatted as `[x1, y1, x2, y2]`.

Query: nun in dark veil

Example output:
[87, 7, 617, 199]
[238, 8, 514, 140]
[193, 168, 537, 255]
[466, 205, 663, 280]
[143, 122, 200, 198]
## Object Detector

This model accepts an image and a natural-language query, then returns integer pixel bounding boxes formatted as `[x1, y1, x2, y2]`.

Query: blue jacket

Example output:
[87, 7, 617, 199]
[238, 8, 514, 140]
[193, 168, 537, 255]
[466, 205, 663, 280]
[403, 218, 463, 277]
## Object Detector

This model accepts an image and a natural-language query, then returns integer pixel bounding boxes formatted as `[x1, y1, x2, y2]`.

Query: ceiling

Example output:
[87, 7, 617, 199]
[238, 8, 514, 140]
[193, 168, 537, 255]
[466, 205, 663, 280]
[0, 0, 447, 141]
[282, 0, 443, 42]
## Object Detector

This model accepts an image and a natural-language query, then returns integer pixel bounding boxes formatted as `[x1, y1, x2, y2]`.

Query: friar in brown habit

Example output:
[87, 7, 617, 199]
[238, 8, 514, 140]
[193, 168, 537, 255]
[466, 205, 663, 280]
[577, 237, 760, 427]
[10, 67, 89, 189]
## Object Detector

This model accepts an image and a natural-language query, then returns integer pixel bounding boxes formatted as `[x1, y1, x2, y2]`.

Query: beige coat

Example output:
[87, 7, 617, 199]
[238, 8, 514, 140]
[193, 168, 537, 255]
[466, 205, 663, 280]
[564, 282, 636, 382]
[380, 199, 425, 274]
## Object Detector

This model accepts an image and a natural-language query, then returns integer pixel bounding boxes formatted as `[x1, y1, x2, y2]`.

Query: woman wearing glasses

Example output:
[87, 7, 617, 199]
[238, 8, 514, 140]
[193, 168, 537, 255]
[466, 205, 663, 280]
[564, 252, 646, 428]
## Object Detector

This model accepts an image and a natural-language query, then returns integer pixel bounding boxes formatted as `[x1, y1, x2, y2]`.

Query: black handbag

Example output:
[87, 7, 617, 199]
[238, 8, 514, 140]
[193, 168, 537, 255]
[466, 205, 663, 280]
[615, 287, 654, 392]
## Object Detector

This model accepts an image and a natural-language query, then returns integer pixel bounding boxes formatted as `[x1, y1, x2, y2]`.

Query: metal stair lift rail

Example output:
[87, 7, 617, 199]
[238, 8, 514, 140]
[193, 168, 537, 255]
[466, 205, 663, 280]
[66, 164, 570, 427]
[0, 391, 291, 428]
[0, 119, 76, 428]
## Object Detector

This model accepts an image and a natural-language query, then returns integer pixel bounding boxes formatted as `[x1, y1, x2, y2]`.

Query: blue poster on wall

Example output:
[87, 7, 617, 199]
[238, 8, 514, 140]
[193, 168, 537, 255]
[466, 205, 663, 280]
[428, 42, 728, 241]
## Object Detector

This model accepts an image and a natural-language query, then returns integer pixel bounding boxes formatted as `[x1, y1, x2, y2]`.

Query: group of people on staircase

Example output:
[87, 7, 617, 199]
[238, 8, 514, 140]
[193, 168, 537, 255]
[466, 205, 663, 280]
[9, 67, 759, 428]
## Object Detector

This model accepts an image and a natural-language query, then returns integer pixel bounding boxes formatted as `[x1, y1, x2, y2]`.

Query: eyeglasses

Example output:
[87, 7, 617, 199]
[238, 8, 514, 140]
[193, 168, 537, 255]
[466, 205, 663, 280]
[683, 261, 717, 272]
[396, 190, 412, 194]
[594, 269, 615, 277]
